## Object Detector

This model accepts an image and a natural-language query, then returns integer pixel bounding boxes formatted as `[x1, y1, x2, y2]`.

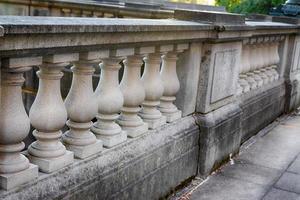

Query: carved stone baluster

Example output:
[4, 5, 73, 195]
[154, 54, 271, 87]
[92, 49, 134, 147]
[254, 43, 269, 85]
[239, 44, 251, 93]
[243, 44, 257, 90]
[249, 43, 264, 87]
[62, 52, 103, 159]
[270, 40, 280, 80]
[159, 44, 188, 122]
[262, 39, 275, 82]
[139, 50, 167, 129]
[28, 54, 78, 173]
[0, 57, 41, 190]
[118, 47, 154, 137]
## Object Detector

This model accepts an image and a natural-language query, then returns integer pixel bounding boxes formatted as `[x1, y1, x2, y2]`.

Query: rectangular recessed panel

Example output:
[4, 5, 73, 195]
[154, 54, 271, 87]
[211, 50, 237, 103]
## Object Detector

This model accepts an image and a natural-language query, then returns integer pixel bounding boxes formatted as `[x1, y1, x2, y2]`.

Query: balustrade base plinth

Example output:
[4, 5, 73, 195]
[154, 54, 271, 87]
[64, 140, 103, 159]
[96, 131, 127, 148]
[27, 151, 74, 173]
[0, 164, 38, 190]
[124, 123, 148, 138]
[142, 116, 167, 130]
[162, 110, 182, 123]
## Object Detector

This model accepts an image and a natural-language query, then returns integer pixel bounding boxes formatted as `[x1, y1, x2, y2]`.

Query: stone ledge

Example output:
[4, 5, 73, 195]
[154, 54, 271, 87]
[0, 116, 199, 200]
[174, 9, 245, 25]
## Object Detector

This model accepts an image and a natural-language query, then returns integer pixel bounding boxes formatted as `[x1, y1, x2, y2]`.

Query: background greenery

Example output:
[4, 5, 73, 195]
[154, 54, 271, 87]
[215, 0, 286, 14]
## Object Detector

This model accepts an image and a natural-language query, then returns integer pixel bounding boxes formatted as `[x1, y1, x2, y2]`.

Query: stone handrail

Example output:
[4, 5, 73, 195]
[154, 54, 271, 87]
[0, 15, 299, 194]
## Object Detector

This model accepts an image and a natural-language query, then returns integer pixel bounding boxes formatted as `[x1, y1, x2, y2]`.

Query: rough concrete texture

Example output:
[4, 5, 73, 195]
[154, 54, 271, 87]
[189, 114, 300, 200]
[239, 81, 285, 143]
[195, 103, 242, 177]
[0, 116, 199, 200]
[174, 9, 245, 25]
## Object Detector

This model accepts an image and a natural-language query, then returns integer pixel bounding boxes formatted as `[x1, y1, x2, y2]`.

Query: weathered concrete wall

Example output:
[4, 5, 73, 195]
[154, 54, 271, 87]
[196, 103, 242, 177]
[0, 116, 199, 200]
[240, 81, 286, 143]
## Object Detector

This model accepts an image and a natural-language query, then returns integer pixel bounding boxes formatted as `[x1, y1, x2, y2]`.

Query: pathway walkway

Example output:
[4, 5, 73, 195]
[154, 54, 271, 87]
[185, 114, 300, 200]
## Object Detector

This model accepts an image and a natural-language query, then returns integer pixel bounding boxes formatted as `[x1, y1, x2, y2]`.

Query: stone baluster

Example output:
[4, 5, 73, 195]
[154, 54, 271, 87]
[92, 49, 134, 147]
[28, 54, 78, 173]
[159, 44, 188, 122]
[62, 52, 103, 159]
[254, 42, 269, 85]
[249, 42, 264, 87]
[239, 44, 251, 94]
[139, 45, 172, 129]
[262, 39, 275, 83]
[270, 39, 280, 80]
[258, 38, 271, 84]
[245, 44, 259, 89]
[118, 47, 155, 137]
[0, 57, 41, 190]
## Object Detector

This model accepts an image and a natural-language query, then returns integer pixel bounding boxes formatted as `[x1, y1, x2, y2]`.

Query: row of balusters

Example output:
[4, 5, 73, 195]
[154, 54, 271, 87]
[0, 44, 188, 189]
[237, 39, 281, 95]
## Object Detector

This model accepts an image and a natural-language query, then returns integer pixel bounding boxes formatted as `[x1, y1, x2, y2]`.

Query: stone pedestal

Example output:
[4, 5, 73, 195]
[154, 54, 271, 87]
[28, 151, 73, 173]
[0, 164, 38, 190]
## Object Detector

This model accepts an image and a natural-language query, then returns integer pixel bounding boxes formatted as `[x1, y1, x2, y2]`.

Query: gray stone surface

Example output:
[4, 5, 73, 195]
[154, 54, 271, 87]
[174, 9, 245, 25]
[275, 172, 300, 194]
[183, 114, 300, 200]
[190, 175, 268, 200]
[0, 116, 199, 200]
[263, 188, 300, 200]
[288, 155, 300, 174]
[196, 103, 242, 177]
[0, 16, 212, 34]
[239, 81, 285, 142]
[219, 161, 282, 186]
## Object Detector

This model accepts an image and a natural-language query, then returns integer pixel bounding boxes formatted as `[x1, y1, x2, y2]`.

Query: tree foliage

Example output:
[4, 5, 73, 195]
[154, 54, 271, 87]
[215, 0, 286, 14]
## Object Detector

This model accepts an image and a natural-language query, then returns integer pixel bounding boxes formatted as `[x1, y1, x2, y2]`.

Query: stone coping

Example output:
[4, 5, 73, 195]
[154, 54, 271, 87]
[0, 16, 298, 36]
[0, 16, 213, 34]
[174, 9, 245, 25]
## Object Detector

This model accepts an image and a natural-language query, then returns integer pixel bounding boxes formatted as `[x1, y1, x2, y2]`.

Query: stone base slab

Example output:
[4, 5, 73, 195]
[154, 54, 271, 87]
[97, 131, 127, 148]
[28, 151, 74, 173]
[163, 110, 182, 123]
[65, 140, 103, 159]
[125, 123, 148, 138]
[144, 116, 166, 130]
[0, 164, 38, 190]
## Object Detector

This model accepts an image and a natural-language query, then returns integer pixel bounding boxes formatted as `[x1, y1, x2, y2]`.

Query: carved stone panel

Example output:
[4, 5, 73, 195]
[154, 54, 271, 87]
[211, 50, 238, 103]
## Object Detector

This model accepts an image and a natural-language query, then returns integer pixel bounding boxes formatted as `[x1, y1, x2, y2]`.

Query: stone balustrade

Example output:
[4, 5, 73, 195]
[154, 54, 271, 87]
[238, 36, 282, 95]
[1, 14, 300, 199]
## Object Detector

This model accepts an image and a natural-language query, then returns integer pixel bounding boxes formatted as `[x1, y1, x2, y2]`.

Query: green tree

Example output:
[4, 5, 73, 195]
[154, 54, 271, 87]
[216, 0, 286, 14]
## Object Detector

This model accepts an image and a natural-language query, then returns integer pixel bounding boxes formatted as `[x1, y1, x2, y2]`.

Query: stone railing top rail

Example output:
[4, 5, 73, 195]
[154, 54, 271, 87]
[0, 16, 213, 35]
[0, 16, 298, 35]
[0, 16, 298, 58]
